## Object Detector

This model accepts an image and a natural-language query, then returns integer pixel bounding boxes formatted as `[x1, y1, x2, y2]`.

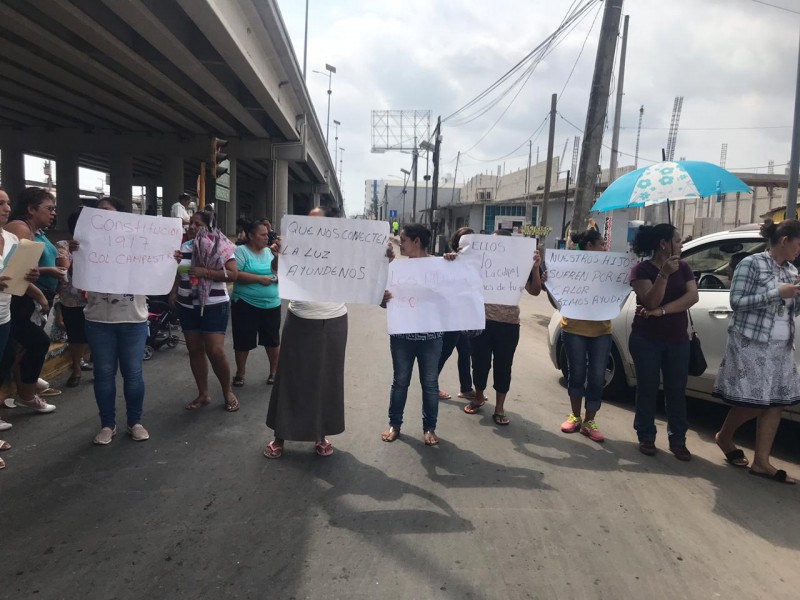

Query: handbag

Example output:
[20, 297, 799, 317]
[687, 310, 707, 377]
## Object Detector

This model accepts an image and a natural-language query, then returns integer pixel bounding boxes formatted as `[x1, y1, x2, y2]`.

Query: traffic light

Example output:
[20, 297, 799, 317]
[210, 137, 229, 179]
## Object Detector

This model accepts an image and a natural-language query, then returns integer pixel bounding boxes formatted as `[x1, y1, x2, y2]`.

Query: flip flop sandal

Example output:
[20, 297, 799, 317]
[749, 469, 796, 484]
[463, 400, 486, 414]
[267, 374, 275, 385]
[0, 440, 10, 451]
[315, 440, 334, 456]
[232, 376, 245, 387]
[185, 397, 211, 410]
[723, 449, 749, 467]
[424, 430, 439, 446]
[438, 390, 451, 399]
[0, 456, 5, 470]
[492, 413, 510, 426]
[224, 395, 240, 412]
[39, 388, 62, 397]
[263, 441, 283, 459]
[381, 427, 400, 442]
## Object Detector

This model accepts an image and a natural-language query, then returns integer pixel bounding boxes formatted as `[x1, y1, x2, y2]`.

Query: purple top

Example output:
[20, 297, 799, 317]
[630, 260, 694, 344]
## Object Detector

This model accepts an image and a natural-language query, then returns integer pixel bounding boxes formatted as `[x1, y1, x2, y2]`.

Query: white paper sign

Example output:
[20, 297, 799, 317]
[545, 250, 637, 320]
[278, 215, 390, 304]
[386, 257, 485, 335]
[459, 234, 537, 305]
[72, 207, 183, 295]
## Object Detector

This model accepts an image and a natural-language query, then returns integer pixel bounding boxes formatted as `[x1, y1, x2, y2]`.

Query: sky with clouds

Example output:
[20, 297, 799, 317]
[276, 0, 800, 216]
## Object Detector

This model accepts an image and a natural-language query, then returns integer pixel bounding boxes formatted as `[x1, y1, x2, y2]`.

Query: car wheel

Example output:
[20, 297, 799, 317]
[602, 343, 630, 401]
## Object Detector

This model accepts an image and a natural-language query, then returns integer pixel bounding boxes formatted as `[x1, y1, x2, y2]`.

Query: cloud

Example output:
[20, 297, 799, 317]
[278, 0, 800, 215]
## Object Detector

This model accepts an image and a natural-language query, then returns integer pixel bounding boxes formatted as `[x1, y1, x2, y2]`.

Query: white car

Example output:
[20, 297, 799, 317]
[547, 225, 800, 422]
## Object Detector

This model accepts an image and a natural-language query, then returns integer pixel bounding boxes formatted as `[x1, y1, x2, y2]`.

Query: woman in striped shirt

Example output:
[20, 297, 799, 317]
[169, 211, 239, 412]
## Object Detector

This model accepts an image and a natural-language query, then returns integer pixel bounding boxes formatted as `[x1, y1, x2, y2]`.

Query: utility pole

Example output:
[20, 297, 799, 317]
[412, 136, 418, 222]
[430, 116, 442, 253]
[787, 27, 800, 219]
[608, 14, 629, 184]
[570, 0, 623, 233]
[451, 151, 460, 204]
[541, 93, 558, 243]
[525, 140, 532, 196]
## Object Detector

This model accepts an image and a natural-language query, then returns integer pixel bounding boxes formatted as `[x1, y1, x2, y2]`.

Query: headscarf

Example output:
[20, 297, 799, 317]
[191, 227, 236, 313]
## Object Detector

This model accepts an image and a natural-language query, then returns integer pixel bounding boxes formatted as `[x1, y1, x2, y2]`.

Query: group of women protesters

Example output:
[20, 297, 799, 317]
[559, 220, 798, 484]
[2, 186, 798, 485]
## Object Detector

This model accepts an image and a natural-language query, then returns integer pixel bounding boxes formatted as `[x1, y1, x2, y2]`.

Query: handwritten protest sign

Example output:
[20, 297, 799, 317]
[72, 207, 182, 295]
[459, 234, 536, 305]
[386, 257, 485, 335]
[278, 215, 390, 304]
[545, 250, 637, 320]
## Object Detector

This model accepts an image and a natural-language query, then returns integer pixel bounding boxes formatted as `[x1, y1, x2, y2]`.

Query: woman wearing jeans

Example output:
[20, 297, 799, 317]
[628, 223, 698, 460]
[559, 229, 612, 443]
[81, 197, 150, 445]
[381, 224, 448, 446]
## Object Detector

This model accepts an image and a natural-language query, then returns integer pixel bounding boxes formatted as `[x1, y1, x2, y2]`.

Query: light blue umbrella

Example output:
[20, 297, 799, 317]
[591, 160, 751, 213]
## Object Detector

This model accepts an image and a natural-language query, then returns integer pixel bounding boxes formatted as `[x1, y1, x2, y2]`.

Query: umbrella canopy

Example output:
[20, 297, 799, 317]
[591, 160, 751, 213]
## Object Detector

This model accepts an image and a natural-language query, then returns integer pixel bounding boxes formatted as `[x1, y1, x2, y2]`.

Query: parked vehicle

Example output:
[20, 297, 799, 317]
[547, 224, 800, 421]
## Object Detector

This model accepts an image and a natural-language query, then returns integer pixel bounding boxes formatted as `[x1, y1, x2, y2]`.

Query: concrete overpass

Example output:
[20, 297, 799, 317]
[0, 0, 340, 233]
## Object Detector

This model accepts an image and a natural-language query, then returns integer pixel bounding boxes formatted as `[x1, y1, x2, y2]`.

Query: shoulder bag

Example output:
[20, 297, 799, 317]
[687, 309, 707, 377]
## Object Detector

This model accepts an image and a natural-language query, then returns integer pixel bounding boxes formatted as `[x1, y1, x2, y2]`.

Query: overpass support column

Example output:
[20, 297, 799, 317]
[146, 183, 158, 214]
[267, 159, 289, 231]
[110, 154, 133, 211]
[253, 176, 268, 222]
[162, 156, 184, 216]
[313, 188, 321, 208]
[0, 147, 25, 202]
[55, 154, 80, 232]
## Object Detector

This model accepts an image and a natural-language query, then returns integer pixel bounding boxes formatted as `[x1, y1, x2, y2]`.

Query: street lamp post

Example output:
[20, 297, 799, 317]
[313, 64, 337, 148]
[333, 120, 341, 172]
[400, 167, 411, 224]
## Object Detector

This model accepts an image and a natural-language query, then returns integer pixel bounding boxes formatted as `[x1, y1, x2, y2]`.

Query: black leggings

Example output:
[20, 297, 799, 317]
[470, 320, 520, 394]
[0, 295, 49, 385]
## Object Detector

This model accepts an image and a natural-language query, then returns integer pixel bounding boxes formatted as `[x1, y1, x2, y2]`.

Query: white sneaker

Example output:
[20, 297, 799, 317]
[3, 398, 15, 409]
[36, 378, 49, 391]
[15, 395, 56, 414]
[0, 418, 11, 431]
[93, 426, 116, 445]
[127, 424, 150, 442]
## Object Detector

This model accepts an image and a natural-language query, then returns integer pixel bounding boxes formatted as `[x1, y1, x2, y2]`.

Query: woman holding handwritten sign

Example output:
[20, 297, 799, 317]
[463, 230, 543, 426]
[381, 223, 451, 446]
[2, 187, 61, 415]
[559, 229, 612, 443]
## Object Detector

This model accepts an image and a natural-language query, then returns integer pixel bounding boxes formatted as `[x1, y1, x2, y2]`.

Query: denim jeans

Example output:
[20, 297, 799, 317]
[85, 320, 149, 428]
[438, 331, 473, 393]
[389, 336, 443, 432]
[562, 332, 612, 413]
[628, 330, 690, 445]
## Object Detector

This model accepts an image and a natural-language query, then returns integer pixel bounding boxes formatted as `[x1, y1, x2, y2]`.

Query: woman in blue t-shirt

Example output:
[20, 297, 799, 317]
[231, 221, 281, 386]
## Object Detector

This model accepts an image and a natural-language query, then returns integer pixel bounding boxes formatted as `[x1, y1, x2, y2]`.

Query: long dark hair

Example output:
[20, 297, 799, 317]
[631, 223, 676, 257]
[570, 228, 603, 250]
[97, 196, 128, 213]
[9, 187, 54, 221]
[760, 218, 800, 246]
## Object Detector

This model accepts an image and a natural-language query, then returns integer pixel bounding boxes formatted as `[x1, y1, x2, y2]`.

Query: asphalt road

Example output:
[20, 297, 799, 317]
[1, 293, 799, 600]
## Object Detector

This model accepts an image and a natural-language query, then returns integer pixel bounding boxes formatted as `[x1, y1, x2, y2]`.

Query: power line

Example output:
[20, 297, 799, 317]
[442, 0, 600, 125]
[621, 125, 791, 131]
[750, 0, 800, 15]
